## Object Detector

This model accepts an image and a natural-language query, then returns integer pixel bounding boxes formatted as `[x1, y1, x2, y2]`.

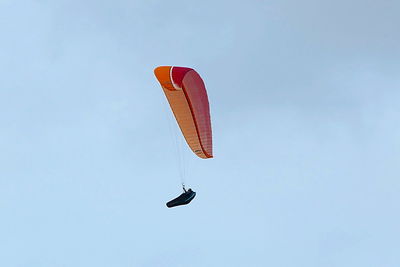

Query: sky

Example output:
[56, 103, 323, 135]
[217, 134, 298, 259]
[0, 0, 399, 266]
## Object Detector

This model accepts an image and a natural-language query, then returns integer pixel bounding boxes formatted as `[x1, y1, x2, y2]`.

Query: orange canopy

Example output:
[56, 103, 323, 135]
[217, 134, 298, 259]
[154, 66, 213, 159]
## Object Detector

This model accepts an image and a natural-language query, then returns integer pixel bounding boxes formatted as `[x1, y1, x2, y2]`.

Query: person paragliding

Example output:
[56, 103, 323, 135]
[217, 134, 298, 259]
[154, 66, 212, 208]
[166, 184, 196, 208]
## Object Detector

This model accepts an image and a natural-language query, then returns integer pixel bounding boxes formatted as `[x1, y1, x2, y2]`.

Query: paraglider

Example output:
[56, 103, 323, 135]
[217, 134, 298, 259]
[166, 184, 196, 208]
[154, 66, 213, 208]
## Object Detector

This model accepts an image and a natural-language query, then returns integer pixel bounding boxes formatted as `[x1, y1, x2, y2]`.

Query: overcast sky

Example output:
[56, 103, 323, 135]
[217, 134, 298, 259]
[1, 0, 399, 266]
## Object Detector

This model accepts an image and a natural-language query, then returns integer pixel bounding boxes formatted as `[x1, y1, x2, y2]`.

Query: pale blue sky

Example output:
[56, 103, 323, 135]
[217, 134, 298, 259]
[1, 1, 399, 266]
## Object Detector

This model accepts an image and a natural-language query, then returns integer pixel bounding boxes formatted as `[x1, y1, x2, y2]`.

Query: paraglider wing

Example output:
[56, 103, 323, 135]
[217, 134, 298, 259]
[154, 66, 213, 159]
